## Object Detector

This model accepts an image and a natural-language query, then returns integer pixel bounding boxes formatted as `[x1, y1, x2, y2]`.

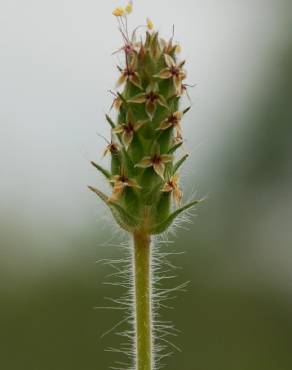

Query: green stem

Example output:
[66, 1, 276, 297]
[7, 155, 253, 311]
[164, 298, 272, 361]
[133, 231, 153, 370]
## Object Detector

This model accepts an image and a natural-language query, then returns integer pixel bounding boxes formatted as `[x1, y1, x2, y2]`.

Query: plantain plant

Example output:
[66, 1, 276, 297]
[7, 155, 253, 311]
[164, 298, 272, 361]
[89, 3, 201, 370]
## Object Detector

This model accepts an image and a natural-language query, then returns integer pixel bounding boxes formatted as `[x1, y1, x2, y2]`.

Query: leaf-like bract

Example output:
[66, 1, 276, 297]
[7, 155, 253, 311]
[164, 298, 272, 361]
[149, 199, 201, 234]
[88, 186, 139, 232]
[91, 161, 112, 180]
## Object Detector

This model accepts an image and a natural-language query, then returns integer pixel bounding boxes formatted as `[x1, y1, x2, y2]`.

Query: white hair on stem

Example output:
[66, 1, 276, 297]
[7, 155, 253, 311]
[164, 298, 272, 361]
[95, 230, 190, 370]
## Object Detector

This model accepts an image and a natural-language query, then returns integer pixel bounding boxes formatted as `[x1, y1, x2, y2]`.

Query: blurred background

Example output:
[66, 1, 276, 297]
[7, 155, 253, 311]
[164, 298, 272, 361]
[1, 0, 292, 369]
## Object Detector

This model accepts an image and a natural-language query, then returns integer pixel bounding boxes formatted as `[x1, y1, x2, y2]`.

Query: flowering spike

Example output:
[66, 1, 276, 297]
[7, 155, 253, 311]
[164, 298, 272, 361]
[90, 7, 198, 235]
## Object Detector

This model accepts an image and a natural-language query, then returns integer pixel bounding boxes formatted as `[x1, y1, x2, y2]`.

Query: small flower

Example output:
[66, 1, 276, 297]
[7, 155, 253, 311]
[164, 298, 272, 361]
[116, 55, 141, 89]
[103, 141, 119, 157]
[112, 7, 125, 17]
[160, 38, 180, 55]
[109, 91, 123, 111]
[125, 41, 141, 55]
[162, 173, 182, 206]
[173, 132, 183, 144]
[125, 1, 133, 14]
[157, 111, 183, 137]
[109, 173, 141, 202]
[112, 111, 145, 149]
[155, 54, 186, 95]
[113, 40, 141, 57]
[136, 152, 173, 179]
[146, 18, 154, 30]
[112, 95, 122, 111]
[128, 83, 168, 119]
[181, 82, 196, 100]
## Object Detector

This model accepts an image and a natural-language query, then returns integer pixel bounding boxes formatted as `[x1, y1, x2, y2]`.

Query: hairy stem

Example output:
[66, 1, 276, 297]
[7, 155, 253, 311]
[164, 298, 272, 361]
[133, 231, 153, 370]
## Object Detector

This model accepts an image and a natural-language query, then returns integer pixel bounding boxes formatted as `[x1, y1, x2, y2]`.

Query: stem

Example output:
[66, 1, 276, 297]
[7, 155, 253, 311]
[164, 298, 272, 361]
[133, 231, 153, 370]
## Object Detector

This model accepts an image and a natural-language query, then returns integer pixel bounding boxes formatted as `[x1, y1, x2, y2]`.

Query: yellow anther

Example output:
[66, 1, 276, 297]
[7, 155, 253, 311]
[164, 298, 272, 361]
[175, 43, 182, 54]
[146, 18, 154, 30]
[112, 7, 125, 17]
[125, 1, 133, 14]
